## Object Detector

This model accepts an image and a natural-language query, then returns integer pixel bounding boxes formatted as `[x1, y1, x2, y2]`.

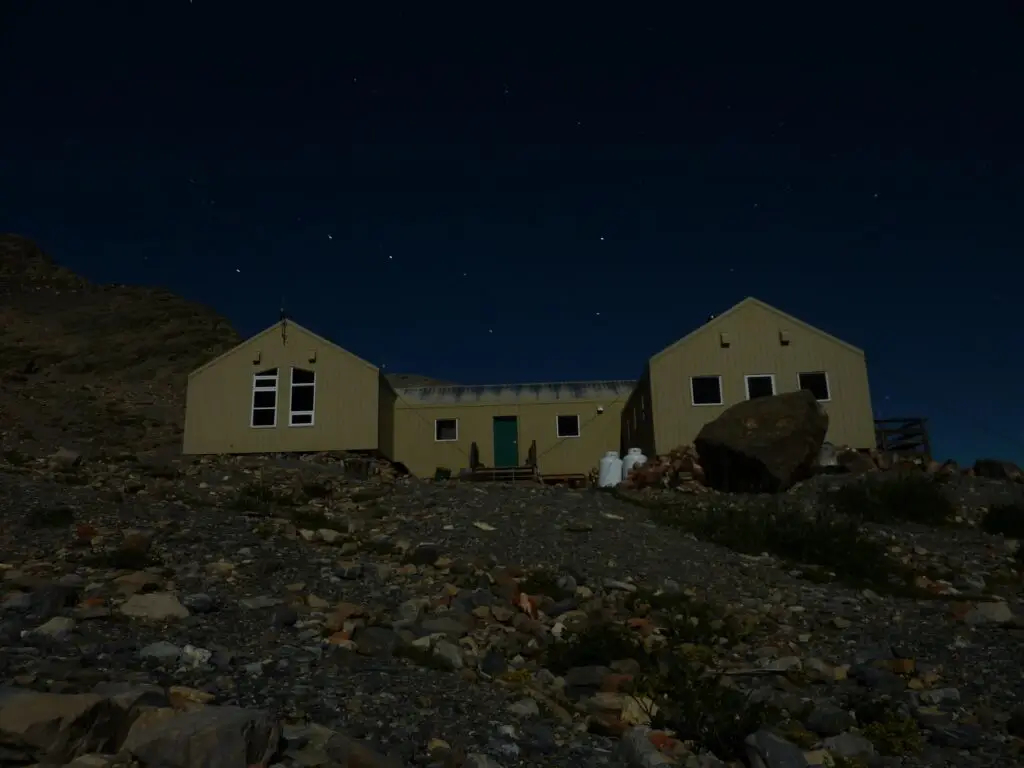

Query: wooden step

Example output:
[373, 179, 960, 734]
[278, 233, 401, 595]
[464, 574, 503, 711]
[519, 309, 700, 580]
[467, 466, 539, 483]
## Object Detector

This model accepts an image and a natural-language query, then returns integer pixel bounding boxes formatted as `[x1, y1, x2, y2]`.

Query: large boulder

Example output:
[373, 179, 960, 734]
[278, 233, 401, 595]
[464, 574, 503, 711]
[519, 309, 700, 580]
[694, 389, 828, 493]
[0, 686, 282, 767]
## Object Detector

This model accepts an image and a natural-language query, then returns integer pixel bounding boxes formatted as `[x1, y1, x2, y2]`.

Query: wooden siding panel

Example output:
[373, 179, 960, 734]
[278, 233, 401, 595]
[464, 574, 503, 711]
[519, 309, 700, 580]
[183, 324, 379, 454]
[649, 302, 875, 452]
[392, 400, 627, 478]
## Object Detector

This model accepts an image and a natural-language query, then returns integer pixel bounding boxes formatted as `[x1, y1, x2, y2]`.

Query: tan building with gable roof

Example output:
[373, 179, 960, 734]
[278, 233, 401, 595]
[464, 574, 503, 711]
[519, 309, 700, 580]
[182, 318, 395, 456]
[621, 297, 875, 455]
[182, 297, 877, 475]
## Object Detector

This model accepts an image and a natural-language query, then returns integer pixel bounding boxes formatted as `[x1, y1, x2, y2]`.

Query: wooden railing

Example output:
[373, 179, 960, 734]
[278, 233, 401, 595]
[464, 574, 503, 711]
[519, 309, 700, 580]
[463, 439, 539, 481]
[875, 417, 931, 459]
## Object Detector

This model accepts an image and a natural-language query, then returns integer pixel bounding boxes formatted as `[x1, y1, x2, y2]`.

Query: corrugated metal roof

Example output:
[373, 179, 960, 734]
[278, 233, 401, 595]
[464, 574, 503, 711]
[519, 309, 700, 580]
[395, 379, 636, 406]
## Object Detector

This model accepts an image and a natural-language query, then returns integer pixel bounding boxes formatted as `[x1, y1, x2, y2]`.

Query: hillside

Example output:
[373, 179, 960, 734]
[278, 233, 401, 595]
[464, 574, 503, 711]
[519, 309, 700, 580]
[0, 235, 242, 455]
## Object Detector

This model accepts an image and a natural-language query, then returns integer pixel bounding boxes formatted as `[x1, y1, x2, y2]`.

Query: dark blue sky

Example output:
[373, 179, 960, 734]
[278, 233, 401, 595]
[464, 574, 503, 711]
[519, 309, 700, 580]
[2, 3, 1022, 464]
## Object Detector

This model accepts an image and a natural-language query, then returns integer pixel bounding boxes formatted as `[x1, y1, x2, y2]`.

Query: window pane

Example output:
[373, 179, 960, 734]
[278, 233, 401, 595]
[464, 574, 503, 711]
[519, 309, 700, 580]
[291, 413, 313, 425]
[292, 368, 315, 385]
[435, 419, 457, 440]
[799, 372, 830, 400]
[747, 376, 774, 399]
[557, 415, 580, 437]
[291, 386, 314, 412]
[252, 409, 275, 426]
[255, 368, 278, 377]
[691, 376, 722, 404]
[253, 390, 276, 409]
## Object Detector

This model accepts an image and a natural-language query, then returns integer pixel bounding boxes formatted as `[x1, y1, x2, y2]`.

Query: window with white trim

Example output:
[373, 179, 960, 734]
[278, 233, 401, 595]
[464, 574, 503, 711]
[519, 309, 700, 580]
[289, 367, 316, 426]
[798, 371, 831, 401]
[690, 375, 723, 406]
[745, 374, 776, 400]
[556, 414, 580, 438]
[434, 418, 458, 442]
[251, 368, 278, 428]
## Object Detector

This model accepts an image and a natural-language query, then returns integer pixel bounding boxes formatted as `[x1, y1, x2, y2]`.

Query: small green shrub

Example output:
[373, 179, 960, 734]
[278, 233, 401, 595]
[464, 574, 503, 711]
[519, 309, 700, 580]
[28, 505, 75, 528]
[980, 502, 1024, 539]
[626, 589, 746, 646]
[823, 475, 956, 526]
[2, 449, 31, 466]
[228, 482, 292, 513]
[301, 481, 332, 499]
[856, 699, 924, 756]
[544, 622, 644, 674]
[141, 464, 179, 479]
[519, 569, 572, 601]
[90, 547, 156, 570]
[648, 498, 905, 593]
[862, 714, 924, 756]
[645, 662, 774, 761]
[542, 619, 774, 761]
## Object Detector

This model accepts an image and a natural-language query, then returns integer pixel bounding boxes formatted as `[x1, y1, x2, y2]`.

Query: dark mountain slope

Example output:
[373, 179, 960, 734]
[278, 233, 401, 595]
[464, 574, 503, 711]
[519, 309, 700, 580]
[0, 235, 240, 454]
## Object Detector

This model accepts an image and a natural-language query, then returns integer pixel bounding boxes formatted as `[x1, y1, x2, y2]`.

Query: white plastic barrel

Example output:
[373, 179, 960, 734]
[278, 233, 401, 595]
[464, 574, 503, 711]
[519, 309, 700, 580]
[818, 442, 838, 467]
[598, 451, 624, 487]
[622, 447, 648, 479]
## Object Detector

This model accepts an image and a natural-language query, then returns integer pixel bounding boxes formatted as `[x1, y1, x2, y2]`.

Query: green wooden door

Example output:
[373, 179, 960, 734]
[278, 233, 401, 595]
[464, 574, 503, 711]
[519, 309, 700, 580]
[492, 416, 519, 467]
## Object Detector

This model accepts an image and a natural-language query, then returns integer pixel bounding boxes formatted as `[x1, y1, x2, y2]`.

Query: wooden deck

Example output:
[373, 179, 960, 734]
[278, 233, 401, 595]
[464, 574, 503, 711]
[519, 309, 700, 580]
[461, 439, 541, 483]
[539, 473, 589, 488]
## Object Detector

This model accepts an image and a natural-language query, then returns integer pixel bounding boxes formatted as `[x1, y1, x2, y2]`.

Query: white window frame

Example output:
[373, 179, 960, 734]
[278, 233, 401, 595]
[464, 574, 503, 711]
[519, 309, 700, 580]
[555, 414, 581, 438]
[434, 418, 459, 442]
[797, 371, 831, 402]
[744, 373, 776, 400]
[250, 368, 279, 428]
[289, 367, 316, 427]
[690, 375, 723, 406]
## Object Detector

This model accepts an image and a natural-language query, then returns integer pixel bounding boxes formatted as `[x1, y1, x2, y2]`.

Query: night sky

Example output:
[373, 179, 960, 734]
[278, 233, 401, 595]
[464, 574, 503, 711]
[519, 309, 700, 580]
[3, 4, 1022, 464]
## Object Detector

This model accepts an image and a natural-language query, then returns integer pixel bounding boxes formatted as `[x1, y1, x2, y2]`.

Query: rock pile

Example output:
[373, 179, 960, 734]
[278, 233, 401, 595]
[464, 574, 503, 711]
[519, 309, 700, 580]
[624, 447, 1024, 493]
[0, 686, 283, 767]
[621, 392, 1023, 494]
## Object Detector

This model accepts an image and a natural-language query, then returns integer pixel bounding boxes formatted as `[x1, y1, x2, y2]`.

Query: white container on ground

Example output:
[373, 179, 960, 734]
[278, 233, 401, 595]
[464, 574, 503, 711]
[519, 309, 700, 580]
[598, 451, 624, 487]
[622, 447, 648, 480]
[817, 442, 838, 467]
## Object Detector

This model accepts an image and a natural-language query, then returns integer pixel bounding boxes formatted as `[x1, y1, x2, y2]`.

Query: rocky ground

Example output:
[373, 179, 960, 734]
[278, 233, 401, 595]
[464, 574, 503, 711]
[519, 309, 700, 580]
[2, 450, 1023, 767]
